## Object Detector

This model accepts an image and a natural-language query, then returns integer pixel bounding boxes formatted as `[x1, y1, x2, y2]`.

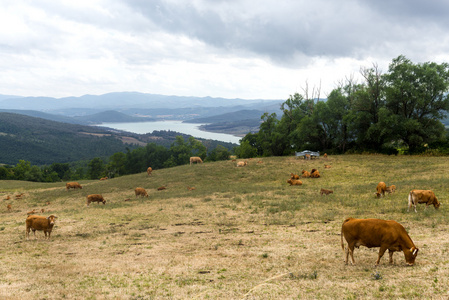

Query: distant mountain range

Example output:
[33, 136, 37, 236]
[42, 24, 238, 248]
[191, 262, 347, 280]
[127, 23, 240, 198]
[0, 92, 283, 134]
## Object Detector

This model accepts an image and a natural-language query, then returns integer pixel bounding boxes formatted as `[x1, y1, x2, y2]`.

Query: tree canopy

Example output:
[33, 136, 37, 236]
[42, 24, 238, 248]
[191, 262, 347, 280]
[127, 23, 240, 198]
[236, 56, 449, 155]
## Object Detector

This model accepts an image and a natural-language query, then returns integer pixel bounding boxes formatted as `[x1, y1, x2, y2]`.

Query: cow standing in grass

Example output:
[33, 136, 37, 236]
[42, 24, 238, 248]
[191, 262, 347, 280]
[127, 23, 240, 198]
[26, 215, 58, 240]
[341, 218, 419, 266]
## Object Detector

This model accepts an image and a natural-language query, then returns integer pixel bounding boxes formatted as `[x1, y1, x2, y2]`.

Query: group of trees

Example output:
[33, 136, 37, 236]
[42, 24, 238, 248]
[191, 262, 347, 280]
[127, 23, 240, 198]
[0, 136, 232, 182]
[236, 56, 449, 156]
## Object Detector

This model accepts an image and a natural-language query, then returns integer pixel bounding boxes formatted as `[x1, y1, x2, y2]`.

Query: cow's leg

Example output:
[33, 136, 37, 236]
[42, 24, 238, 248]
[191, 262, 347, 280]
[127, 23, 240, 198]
[376, 246, 388, 266]
[26, 227, 30, 240]
[388, 250, 394, 264]
[348, 243, 356, 265]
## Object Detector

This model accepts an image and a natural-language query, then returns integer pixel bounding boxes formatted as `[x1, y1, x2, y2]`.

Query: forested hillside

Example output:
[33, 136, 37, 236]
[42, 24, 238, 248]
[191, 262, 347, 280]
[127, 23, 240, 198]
[0, 112, 137, 165]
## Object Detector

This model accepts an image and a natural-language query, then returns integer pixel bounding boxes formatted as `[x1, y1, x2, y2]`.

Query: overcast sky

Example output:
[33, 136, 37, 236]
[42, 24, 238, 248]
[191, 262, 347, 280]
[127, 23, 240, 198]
[1, 0, 448, 100]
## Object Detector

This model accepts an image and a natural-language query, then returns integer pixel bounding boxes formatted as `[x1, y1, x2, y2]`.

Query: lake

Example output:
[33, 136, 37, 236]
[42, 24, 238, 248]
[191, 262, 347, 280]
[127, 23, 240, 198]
[99, 120, 241, 144]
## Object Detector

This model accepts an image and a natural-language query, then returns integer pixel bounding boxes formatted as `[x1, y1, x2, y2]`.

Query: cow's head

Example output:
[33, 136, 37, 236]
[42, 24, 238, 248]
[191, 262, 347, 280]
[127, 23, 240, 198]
[47, 215, 58, 226]
[434, 200, 440, 209]
[405, 247, 419, 266]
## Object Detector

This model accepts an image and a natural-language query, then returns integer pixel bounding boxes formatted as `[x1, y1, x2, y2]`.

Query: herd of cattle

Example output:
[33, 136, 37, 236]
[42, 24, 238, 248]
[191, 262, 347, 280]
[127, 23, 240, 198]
[10, 154, 443, 267]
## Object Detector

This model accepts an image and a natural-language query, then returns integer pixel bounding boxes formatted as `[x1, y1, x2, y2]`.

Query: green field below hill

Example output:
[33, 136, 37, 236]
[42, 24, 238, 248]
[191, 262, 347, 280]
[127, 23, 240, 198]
[0, 155, 448, 299]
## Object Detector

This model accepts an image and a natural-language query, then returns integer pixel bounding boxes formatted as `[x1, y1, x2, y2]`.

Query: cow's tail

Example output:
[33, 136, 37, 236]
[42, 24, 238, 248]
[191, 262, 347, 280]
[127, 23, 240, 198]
[408, 191, 413, 212]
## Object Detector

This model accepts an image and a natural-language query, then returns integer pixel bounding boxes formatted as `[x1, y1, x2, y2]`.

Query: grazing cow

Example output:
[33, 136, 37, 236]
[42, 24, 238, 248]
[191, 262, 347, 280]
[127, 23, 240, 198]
[135, 187, 148, 198]
[26, 214, 58, 240]
[100, 177, 108, 181]
[305, 154, 311, 160]
[290, 173, 300, 180]
[324, 153, 328, 159]
[310, 169, 320, 178]
[236, 161, 248, 167]
[408, 189, 440, 213]
[147, 167, 152, 176]
[287, 179, 303, 186]
[386, 185, 396, 194]
[375, 182, 387, 198]
[157, 186, 166, 191]
[190, 157, 203, 165]
[341, 218, 419, 266]
[301, 170, 311, 178]
[320, 188, 333, 195]
[324, 164, 331, 169]
[7, 204, 11, 211]
[187, 186, 196, 191]
[86, 194, 106, 206]
[66, 182, 82, 190]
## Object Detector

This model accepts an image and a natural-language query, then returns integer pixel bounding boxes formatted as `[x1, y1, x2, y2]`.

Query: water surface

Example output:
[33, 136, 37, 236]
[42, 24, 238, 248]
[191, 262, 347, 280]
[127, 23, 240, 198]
[99, 120, 241, 144]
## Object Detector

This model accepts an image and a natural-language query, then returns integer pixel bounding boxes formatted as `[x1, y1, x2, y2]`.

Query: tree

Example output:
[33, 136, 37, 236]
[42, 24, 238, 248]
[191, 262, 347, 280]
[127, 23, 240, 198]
[384, 55, 449, 152]
[87, 157, 105, 180]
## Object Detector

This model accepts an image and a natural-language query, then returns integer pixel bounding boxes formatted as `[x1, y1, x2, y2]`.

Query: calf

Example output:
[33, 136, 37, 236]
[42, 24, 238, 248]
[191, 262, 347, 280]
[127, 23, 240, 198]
[26, 215, 58, 240]
[375, 182, 387, 198]
[290, 173, 300, 180]
[320, 188, 333, 195]
[135, 187, 148, 198]
[408, 189, 440, 212]
[386, 185, 396, 194]
[287, 179, 303, 186]
[341, 217, 418, 266]
[86, 194, 106, 206]
[301, 170, 311, 178]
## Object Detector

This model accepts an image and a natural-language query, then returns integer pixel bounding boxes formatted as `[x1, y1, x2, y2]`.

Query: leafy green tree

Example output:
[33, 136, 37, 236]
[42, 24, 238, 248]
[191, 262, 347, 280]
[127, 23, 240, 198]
[384, 55, 449, 152]
[87, 157, 105, 180]
[207, 145, 231, 161]
[235, 140, 258, 158]
[107, 152, 126, 177]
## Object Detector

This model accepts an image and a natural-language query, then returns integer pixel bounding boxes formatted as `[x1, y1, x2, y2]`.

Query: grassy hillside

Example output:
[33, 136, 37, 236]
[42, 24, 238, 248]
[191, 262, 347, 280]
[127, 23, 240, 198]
[0, 155, 448, 299]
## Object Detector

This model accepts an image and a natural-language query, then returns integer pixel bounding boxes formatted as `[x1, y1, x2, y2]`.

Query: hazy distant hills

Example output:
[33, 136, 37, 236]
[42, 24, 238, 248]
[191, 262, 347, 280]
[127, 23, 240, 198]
[0, 92, 283, 113]
[0, 91, 283, 136]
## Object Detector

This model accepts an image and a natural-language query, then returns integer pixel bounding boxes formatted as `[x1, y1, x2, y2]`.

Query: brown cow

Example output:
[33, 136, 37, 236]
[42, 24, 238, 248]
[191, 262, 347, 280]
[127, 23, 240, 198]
[301, 170, 311, 178]
[320, 188, 333, 195]
[147, 167, 152, 176]
[287, 179, 303, 186]
[27, 209, 36, 216]
[26, 215, 58, 240]
[66, 182, 82, 190]
[324, 164, 331, 169]
[310, 169, 320, 178]
[86, 194, 106, 206]
[157, 186, 166, 191]
[100, 177, 108, 181]
[323, 153, 328, 159]
[135, 187, 148, 198]
[187, 186, 196, 191]
[190, 157, 203, 165]
[408, 189, 440, 213]
[290, 173, 300, 180]
[386, 185, 396, 194]
[375, 182, 387, 198]
[341, 218, 419, 266]
[236, 161, 247, 167]
[7, 204, 12, 211]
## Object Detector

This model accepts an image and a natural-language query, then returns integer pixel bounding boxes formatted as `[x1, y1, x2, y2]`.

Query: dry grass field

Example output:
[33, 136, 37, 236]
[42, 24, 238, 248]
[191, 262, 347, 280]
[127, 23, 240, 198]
[1, 155, 449, 299]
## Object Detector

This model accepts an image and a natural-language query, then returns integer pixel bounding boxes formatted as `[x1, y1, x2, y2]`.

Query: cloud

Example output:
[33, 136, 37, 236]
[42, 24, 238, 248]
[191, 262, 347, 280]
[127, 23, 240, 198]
[0, 0, 448, 99]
